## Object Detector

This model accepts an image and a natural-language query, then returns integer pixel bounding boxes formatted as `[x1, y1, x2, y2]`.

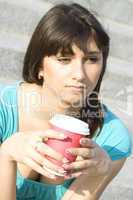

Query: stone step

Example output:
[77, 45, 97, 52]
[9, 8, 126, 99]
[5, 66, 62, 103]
[101, 72, 133, 130]
[107, 56, 133, 77]
[101, 17, 133, 38]
[1, 0, 133, 39]
[101, 156, 133, 200]
[0, 48, 24, 79]
[0, 1, 133, 64]
[101, 72, 133, 101]
[102, 97, 133, 133]
[0, 0, 52, 13]
[89, 0, 133, 26]
[110, 32, 133, 63]
[0, 1, 42, 36]
[101, 185, 133, 200]
[0, 30, 29, 52]
[45, 0, 133, 37]
[0, 47, 132, 81]
[0, 0, 133, 95]
[0, 28, 132, 65]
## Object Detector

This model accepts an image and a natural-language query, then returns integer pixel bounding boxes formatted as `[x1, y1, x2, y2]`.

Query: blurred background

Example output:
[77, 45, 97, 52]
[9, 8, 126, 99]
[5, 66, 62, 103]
[0, 0, 133, 199]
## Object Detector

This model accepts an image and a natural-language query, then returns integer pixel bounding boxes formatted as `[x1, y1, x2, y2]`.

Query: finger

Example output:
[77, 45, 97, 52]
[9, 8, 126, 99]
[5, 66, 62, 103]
[76, 156, 84, 161]
[63, 159, 97, 171]
[80, 138, 95, 148]
[42, 158, 67, 176]
[64, 171, 82, 180]
[26, 147, 66, 176]
[64, 168, 91, 180]
[23, 157, 57, 179]
[28, 147, 45, 165]
[66, 147, 96, 158]
[37, 129, 68, 140]
[34, 142, 64, 161]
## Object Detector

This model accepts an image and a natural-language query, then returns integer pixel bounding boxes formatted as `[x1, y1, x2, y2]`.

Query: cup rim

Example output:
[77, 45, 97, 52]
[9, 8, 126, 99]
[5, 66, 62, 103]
[49, 114, 90, 135]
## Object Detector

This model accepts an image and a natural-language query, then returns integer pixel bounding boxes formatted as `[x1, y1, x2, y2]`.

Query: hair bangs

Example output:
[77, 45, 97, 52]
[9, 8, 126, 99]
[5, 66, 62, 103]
[45, 20, 95, 57]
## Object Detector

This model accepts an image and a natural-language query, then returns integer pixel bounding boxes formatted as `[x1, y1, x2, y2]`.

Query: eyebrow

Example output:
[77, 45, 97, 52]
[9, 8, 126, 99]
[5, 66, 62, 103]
[87, 51, 101, 55]
[83, 51, 102, 59]
[56, 52, 74, 57]
[56, 51, 101, 58]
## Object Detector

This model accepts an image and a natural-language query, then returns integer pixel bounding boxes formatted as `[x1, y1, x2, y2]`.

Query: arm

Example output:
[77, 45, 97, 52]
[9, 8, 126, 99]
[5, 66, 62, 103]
[62, 158, 126, 200]
[0, 129, 68, 200]
[0, 146, 17, 200]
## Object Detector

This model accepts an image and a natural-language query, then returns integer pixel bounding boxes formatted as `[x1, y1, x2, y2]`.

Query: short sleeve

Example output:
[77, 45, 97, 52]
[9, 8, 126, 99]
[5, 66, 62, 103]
[0, 82, 20, 144]
[103, 121, 132, 160]
[0, 83, 10, 144]
[0, 109, 3, 144]
[0, 85, 4, 143]
[94, 107, 132, 161]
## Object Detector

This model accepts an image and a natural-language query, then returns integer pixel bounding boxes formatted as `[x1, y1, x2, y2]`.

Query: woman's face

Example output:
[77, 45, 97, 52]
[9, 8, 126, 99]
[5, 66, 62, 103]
[40, 39, 103, 108]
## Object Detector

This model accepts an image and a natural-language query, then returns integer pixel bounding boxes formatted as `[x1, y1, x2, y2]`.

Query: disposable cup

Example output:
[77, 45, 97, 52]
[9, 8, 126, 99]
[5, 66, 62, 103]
[44, 114, 89, 176]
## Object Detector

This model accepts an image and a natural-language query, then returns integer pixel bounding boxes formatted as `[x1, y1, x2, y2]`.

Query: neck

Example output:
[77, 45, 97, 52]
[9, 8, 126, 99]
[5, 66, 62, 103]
[28, 85, 81, 121]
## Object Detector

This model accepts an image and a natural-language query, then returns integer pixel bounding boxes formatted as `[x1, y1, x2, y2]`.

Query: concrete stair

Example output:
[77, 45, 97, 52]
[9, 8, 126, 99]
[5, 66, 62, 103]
[101, 156, 133, 200]
[0, 0, 133, 199]
[0, 0, 133, 79]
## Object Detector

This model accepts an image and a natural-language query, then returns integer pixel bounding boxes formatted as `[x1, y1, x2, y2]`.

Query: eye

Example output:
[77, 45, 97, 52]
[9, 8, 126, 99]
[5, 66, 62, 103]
[57, 57, 72, 64]
[85, 56, 101, 64]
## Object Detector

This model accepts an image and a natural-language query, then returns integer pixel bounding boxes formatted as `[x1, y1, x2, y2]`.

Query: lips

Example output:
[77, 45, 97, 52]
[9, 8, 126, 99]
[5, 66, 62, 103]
[65, 85, 85, 92]
[66, 85, 85, 89]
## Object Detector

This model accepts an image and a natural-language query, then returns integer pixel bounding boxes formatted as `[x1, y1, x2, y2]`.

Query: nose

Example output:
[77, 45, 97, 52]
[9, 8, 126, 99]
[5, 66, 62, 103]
[71, 59, 85, 81]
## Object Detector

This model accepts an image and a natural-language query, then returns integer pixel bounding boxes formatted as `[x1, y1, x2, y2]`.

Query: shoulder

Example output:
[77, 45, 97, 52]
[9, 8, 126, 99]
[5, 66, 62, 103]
[103, 105, 130, 137]
[0, 81, 21, 142]
[0, 81, 24, 106]
[103, 105, 131, 139]
[94, 105, 132, 160]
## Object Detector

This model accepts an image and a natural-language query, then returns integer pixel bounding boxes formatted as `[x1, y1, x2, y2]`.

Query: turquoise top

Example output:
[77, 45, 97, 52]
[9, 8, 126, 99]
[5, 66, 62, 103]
[0, 81, 132, 200]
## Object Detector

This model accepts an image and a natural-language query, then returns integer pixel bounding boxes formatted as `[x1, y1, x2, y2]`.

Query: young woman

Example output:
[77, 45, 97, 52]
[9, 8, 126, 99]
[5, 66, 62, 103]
[0, 3, 132, 200]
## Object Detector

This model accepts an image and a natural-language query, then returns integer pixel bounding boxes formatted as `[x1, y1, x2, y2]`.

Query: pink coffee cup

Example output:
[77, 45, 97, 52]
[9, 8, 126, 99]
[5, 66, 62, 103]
[45, 114, 89, 175]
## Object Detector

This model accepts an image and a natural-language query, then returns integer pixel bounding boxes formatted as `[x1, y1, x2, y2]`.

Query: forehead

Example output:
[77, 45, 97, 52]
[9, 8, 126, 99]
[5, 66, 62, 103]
[72, 40, 100, 56]
[57, 39, 101, 57]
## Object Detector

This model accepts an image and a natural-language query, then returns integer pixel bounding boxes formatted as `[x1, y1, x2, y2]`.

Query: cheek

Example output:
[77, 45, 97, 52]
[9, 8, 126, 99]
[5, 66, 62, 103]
[85, 64, 102, 86]
[43, 59, 58, 82]
[43, 60, 55, 79]
[43, 58, 71, 85]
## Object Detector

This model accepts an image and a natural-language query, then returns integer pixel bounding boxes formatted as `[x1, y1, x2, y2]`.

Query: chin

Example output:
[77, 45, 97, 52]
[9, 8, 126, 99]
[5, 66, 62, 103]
[60, 97, 83, 109]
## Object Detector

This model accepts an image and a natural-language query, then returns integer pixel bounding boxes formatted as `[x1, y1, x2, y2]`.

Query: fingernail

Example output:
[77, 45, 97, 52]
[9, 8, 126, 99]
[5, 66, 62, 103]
[58, 169, 67, 174]
[62, 164, 70, 169]
[64, 176, 71, 180]
[62, 157, 70, 163]
[59, 133, 67, 139]
[43, 137, 48, 142]
[64, 174, 72, 179]
[74, 172, 82, 177]
[80, 138, 87, 144]
[49, 174, 57, 179]
[65, 149, 71, 154]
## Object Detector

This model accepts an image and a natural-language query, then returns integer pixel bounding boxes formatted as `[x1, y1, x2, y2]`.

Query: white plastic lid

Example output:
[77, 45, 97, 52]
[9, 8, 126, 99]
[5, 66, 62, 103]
[49, 114, 89, 135]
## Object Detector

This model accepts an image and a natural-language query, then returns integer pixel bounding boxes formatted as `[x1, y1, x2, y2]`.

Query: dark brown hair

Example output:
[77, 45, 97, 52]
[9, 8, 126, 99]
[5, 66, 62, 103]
[22, 3, 110, 138]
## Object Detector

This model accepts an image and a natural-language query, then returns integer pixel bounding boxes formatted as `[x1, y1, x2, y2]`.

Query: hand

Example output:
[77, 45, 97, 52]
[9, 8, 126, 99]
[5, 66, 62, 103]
[63, 138, 111, 179]
[0, 130, 68, 179]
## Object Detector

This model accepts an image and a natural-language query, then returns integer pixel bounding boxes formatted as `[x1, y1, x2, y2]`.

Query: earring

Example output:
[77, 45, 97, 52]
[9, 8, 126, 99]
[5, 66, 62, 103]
[38, 73, 43, 80]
